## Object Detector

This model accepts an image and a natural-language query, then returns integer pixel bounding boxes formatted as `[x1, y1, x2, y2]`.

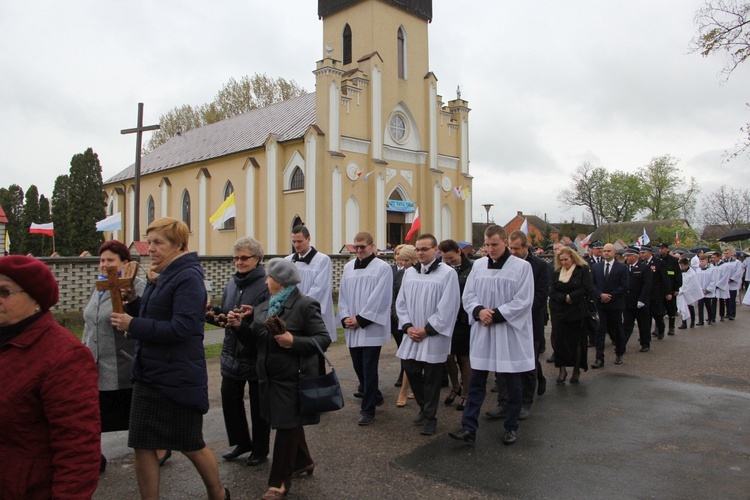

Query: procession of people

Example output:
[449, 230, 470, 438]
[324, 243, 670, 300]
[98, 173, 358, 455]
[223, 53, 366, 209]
[1, 221, 748, 499]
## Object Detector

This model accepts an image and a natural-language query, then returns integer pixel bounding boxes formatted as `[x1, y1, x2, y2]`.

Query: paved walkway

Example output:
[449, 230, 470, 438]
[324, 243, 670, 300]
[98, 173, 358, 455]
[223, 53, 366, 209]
[96, 306, 750, 499]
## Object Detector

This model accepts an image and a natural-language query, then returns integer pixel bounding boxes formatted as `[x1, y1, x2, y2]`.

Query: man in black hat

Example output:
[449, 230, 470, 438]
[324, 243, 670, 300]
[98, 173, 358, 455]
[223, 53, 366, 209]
[640, 246, 671, 340]
[658, 243, 682, 335]
[623, 247, 652, 352]
[584, 241, 604, 267]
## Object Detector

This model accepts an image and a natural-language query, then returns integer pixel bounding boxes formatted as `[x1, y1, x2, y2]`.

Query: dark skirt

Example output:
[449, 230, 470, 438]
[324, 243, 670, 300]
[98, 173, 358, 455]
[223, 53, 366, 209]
[553, 318, 588, 371]
[128, 381, 205, 451]
[100, 389, 132, 433]
[451, 324, 470, 356]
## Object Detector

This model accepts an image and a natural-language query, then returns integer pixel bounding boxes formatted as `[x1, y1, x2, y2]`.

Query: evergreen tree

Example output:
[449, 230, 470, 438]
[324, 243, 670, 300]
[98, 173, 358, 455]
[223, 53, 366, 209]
[51, 175, 73, 255]
[0, 184, 24, 254]
[38, 195, 53, 256]
[68, 148, 105, 254]
[21, 185, 42, 256]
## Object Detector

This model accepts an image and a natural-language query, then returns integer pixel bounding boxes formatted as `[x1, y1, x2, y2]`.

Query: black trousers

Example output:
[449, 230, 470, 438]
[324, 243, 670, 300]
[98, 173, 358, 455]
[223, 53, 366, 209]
[349, 346, 383, 415]
[268, 427, 313, 490]
[220, 377, 270, 457]
[402, 358, 443, 420]
[596, 307, 624, 359]
[700, 298, 716, 323]
[497, 336, 543, 408]
[624, 305, 651, 349]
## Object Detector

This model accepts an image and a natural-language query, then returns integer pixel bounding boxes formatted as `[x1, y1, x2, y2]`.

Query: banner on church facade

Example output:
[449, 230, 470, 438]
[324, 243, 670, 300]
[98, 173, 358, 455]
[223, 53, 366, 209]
[386, 200, 415, 213]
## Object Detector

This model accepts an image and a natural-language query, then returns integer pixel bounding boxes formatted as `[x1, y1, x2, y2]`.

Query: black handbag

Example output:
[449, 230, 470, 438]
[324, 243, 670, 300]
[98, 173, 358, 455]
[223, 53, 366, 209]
[583, 296, 599, 334]
[298, 338, 344, 414]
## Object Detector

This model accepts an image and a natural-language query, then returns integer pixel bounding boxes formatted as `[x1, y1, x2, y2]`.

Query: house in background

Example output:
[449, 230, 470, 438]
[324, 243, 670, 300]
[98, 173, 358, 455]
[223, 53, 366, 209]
[503, 211, 559, 243]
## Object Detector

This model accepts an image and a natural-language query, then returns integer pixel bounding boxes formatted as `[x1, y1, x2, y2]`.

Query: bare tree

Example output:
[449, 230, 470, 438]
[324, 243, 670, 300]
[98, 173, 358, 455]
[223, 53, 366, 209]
[700, 185, 750, 227]
[558, 162, 608, 228]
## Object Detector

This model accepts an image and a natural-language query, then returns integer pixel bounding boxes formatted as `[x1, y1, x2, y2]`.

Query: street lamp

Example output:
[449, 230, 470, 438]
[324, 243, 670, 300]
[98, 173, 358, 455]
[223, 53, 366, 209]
[482, 204, 494, 224]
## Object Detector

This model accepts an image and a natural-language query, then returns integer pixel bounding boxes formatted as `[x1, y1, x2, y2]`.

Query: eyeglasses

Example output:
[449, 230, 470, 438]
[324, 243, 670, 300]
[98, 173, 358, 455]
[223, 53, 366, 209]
[0, 287, 27, 299]
[232, 255, 257, 262]
[353, 245, 368, 250]
[415, 247, 434, 253]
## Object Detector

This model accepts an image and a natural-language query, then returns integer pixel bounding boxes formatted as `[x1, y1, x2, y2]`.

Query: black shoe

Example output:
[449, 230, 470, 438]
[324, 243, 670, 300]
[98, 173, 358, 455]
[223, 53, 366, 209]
[100, 454, 107, 474]
[456, 397, 466, 411]
[353, 391, 364, 398]
[448, 428, 476, 443]
[394, 379, 402, 387]
[224, 487, 231, 500]
[615, 355, 623, 365]
[696, 322, 704, 326]
[421, 419, 437, 436]
[485, 404, 507, 419]
[668, 331, 675, 336]
[639, 346, 650, 352]
[518, 407, 530, 420]
[546, 353, 555, 363]
[412, 412, 427, 425]
[677, 323, 687, 330]
[502, 429, 517, 445]
[591, 359, 604, 369]
[358, 413, 375, 426]
[245, 454, 268, 467]
[537, 377, 547, 396]
[444, 387, 461, 405]
[375, 398, 385, 407]
[728, 316, 735, 320]
[658, 332, 665, 340]
[222, 443, 253, 461]
[652, 332, 658, 337]
[157, 450, 172, 467]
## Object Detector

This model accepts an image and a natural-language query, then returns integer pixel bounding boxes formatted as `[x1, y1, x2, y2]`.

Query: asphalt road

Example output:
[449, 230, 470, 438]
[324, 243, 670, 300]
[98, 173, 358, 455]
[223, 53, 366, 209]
[96, 304, 750, 499]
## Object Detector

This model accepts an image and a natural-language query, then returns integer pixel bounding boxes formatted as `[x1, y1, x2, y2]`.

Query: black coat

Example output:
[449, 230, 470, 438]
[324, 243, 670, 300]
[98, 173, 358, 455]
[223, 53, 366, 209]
[208, 265, 269, 381]
[625, 260, 652, 309]
[591, 259, 629, 310]
[643, 257, 671, 301]
[526, 252, 550, 341]
[550, 265, 592, 322]
[239, 288, 331, 429]
[660, 253, 683, 293]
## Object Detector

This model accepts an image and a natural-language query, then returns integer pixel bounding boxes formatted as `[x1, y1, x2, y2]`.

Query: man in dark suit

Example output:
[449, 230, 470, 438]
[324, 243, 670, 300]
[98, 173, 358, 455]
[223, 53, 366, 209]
[591, 243, 629, 367]
[658, 243, 682, 335]
[622, 247, 652, 352]
[640, 246, 672, 340]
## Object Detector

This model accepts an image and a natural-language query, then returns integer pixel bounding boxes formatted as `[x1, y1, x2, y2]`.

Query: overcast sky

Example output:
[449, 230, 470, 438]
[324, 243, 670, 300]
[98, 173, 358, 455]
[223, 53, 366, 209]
[1, 0, 748, 228]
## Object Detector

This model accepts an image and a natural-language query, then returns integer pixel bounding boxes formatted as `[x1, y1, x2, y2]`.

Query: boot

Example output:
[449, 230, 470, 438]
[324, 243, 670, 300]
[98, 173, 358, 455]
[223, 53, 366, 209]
[678, 321, 687, 330]
[668, 316, 675, 335]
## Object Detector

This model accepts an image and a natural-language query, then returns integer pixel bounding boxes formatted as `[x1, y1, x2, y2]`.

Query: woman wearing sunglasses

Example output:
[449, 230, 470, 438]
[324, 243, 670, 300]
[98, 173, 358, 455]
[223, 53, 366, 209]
[0, 255, 100, 498]
[206, 237, 271, 466]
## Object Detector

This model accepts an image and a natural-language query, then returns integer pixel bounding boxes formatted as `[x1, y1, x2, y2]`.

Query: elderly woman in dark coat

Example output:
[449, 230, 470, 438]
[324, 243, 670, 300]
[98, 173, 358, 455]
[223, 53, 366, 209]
[549, 246, 592, 385]
[206, 237, 270, 466]
[234, 258, 331, 500]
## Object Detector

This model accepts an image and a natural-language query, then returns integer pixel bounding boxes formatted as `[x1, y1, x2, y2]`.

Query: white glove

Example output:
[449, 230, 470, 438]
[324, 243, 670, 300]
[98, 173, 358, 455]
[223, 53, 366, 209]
[637, 301, 645, 309]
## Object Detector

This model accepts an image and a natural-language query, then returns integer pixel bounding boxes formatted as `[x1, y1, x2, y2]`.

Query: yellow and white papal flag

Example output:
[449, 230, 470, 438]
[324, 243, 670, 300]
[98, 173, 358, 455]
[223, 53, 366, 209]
[209, 193, 237, 230]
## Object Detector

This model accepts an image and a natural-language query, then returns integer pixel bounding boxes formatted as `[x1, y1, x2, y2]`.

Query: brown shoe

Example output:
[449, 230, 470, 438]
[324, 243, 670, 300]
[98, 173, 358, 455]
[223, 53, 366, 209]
[262, 487, 287, 499]
[292, 463, 315, 477]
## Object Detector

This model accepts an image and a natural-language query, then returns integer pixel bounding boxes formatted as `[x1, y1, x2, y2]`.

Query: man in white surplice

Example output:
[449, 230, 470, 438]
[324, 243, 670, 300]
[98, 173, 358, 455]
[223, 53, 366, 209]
[449, 225, 534, 446]
[396, 234, 460, 436]
[285, 225, 336, 342]
[338, 232, 393, 426]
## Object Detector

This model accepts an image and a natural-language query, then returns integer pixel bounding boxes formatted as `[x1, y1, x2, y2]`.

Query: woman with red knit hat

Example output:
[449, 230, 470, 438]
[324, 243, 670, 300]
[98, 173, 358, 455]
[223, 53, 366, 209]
[0, 255, 101, 498]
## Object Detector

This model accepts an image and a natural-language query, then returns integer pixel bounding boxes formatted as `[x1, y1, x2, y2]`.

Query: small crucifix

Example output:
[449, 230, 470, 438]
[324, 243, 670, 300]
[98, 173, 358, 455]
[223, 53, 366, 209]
[96, 262, 138, 314]
[121, 103, 160, 243]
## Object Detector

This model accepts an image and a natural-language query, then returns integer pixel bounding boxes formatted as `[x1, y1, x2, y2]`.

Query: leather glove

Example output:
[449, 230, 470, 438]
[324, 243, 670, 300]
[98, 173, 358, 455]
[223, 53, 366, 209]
[265, 316, 286, 336]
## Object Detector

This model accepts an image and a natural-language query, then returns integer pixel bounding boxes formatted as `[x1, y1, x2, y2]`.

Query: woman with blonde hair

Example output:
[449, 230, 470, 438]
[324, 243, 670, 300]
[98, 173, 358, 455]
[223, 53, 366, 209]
[549, 247, 592, 385]
[111, 217, 229, 499]
[392, 245, 418, 406]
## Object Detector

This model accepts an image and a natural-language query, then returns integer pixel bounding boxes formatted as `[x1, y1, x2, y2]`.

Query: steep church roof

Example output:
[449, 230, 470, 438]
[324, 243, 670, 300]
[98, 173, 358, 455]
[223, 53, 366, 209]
[106, 92, 316, 183]
[318, 0, 432, 21]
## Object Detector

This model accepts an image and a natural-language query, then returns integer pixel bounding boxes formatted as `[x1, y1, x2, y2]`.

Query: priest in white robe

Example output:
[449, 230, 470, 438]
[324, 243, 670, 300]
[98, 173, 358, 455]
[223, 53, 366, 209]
[396, 234, 460, 436]
[676, 259, 703, 326]
[696, 254, 716, 325]
[723, 248, 744, 320]
[712, 252, 731, 320]
[286, 225, 336, 342]
[449, 225, 534, 446]
[337, 232, 393, 426]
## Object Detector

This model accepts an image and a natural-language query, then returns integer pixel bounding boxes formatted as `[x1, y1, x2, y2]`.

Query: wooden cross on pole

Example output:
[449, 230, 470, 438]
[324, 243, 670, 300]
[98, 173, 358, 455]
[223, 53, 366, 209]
[121, 103, 160, 243]
[95, 262, 138, 314]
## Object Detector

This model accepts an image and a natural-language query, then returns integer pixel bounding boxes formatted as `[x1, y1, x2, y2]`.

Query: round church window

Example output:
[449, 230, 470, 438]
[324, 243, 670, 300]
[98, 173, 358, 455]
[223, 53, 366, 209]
[389, 113, 408, 144]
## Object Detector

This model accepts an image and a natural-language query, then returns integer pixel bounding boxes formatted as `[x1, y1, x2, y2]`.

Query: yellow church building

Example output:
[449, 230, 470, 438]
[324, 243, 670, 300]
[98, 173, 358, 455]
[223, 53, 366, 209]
[104, 0, 472, 255]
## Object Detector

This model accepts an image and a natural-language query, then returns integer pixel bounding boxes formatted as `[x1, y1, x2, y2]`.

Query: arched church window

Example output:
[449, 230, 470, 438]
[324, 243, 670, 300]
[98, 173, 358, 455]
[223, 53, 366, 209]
[343, 24, 352, 65]
[397, 27, 406, 79]
[181, 189, 191, 231]
[290, 167, 305, 191]
[147, 196, 155, 226]
[222, 182, 235, 230]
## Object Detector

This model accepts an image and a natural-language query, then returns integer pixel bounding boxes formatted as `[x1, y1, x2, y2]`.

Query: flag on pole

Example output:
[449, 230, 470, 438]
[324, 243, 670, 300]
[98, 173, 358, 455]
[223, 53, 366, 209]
[640, 227, 650, 246]
[4, 230, 9, 253]
[96, 212, 122, 232]
[581, 232, 593, 248]
[453, 185, 463, 199]
[405, 207, 421, 241]
[461, 187, 469, 200]
[363, 171, 375, 182]
[29, 222, 54, 237]
[209, 193, 237, 230]
[675, 231, 680, 246]
[520, 218, 529, 235]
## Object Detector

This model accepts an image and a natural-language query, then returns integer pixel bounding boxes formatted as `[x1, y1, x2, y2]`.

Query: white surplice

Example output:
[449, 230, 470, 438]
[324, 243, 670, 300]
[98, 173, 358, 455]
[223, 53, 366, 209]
[462, 255, 535, 373]
[677, 268, 704, 320]
[286, 249, 337, 341]
[395, 263, 460, 364]
[713, 262, 731, 300]
[696, 266, 716, 298]
[337, 256, 393, 347]
[726, 258, 744, 291]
